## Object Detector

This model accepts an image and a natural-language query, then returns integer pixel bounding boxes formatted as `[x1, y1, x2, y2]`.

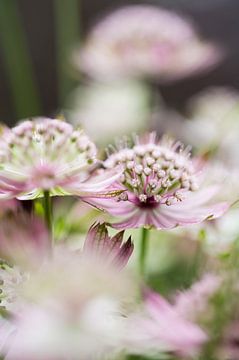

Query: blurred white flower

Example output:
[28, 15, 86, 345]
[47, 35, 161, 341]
[69, 81, 151, 145]
[6, 298, 126, 360]
[0, 218, 136, 360]
[185, 87, 239, 165]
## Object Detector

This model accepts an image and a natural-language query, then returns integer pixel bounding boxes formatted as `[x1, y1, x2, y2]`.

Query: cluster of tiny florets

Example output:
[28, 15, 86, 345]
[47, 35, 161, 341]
[104, 136, 198, 206]
[0, 119, 97, 180]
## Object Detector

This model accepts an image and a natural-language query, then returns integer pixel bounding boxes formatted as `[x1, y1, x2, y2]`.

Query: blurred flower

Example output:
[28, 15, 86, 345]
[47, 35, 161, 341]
[0, 217, 136, 359]
[69, 81, 151, 145]
[5, 298, 126, 360]
[83, 223, 134, 270]
[0, 117, 122, 200]
[126, 290, 207, 357]
[0, 263, 27, 314]
[2, 245, 136, 360]
[74, 5, 221, 81]
[175, 274, 221, 322]
[0, 210, 50, 269]
[183, 87, 239, 164]
[85, 133, 228, 229]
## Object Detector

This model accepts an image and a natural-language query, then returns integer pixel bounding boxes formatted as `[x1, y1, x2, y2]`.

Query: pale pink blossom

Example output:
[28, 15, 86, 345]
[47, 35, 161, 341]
[5, 299, 126, 360]
[1, 244, 136, 360]
[0, 210, 50, 269]
[0, 117, 122, 200]
[85, 133, 228, 229]
[175, 274, 221, 322]
[126, 290, 207, 357]
[0, 217, 136, 359]
[75, 5, 221, 81]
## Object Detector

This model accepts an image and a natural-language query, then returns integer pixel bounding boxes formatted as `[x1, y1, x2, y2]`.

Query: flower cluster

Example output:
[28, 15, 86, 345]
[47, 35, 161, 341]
[75, 5, 221, 81]
[86, 133, 228, 229]
[0, 117, 122, 199]
[0, 4, 236, 357]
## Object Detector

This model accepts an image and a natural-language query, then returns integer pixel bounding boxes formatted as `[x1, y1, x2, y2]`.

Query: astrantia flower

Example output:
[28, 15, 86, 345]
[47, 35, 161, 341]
[74, 5, 221, 81]
[0, 215, 136, 359]
[86, 133, 228, 229]
[1, 242, 136, 360]
[0, 117, 122, 199]
[83, 223, 134, 270]
[125, 290, 207, 357]
[175, 274, 221, 322]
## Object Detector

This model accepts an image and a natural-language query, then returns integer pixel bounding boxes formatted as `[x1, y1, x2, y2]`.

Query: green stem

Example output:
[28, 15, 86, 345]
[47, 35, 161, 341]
[139, 227, 149, 277]
[54, 0, 80, 105]
[0, 0, 41, 119]
[43, 190, 53, 240]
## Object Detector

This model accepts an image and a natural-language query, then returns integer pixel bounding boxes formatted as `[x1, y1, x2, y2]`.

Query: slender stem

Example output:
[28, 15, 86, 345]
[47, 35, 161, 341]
[139, 227, 149, 277]
[54, 0, 80, 105]
[0, 0, 41, 119]
[43, 190, 53, 240]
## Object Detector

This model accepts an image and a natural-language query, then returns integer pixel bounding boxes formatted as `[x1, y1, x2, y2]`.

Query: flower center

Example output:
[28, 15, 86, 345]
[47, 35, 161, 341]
[105, 136, 198, 206]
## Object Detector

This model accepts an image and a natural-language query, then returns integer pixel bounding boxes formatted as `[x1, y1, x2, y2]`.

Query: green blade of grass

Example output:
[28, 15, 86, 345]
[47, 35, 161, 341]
[0, 0, 42, 119]
[54, 0, 80, 105]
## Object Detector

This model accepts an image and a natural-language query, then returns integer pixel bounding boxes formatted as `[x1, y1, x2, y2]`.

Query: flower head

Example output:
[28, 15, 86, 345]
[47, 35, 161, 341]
[0, 117, 122, 199]
[85, 133, 228, 229]
[75, 5, 221, 81]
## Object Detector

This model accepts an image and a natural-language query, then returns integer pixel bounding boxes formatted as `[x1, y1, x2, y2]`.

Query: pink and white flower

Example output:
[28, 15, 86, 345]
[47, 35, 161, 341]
[75, 5, 221, 81]
[0, 218, 135, 359]
[0, 117, 122, 200]
[174, 274, 221, 322]
[85, 133, 228, 229]
[125, 290, 207, 357]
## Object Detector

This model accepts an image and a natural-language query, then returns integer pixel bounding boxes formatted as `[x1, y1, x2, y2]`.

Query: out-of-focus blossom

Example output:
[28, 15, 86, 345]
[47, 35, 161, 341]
[70, 81, 151, 145]
[0, 117, 122, 200]
[175, 274, 221, 322]
[0, 263, 27, 313]
[5, 298, 125, 360]
[74, 5, 221, 81]
[0, 317, 16, 356]
[0, 215, 136, 359]
[0, 211, 50, 269]
[2, 243, 136, 360]
[184, 87, 239, 164]
[83, 223, 134, 270]
[125, 290, 207, 357]
[85, 133, 228, 229]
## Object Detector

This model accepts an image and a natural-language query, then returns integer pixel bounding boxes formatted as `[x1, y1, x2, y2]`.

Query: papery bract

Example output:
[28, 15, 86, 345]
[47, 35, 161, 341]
[83, 222, 134, 270]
